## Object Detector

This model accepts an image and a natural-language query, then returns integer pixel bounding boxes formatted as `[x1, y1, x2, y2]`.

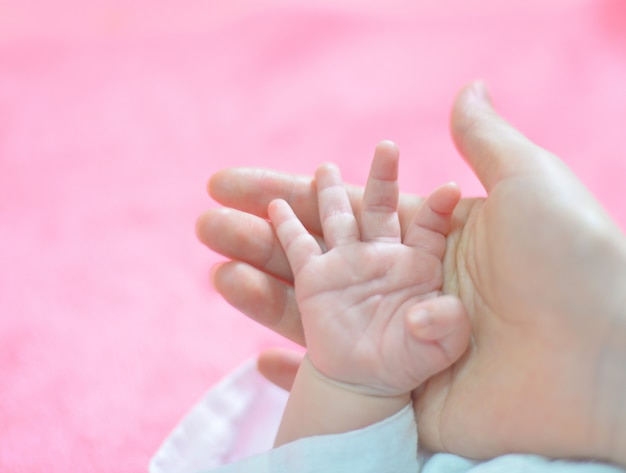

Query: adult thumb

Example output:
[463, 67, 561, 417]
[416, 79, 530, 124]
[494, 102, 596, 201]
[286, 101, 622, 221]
[450, 81, 545, 193]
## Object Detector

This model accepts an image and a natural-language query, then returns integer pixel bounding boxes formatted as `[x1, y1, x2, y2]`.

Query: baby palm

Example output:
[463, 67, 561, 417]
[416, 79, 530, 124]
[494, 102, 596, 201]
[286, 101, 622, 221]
[269, 158, 462, 396]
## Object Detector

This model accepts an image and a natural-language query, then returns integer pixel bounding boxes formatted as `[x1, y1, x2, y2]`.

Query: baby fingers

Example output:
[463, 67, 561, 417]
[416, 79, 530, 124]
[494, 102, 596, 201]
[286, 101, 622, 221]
[315, 163, 360, 249]
[360, 141, 402, 243]
[268, 199, 322, 276]
[403, 183, 461, 258]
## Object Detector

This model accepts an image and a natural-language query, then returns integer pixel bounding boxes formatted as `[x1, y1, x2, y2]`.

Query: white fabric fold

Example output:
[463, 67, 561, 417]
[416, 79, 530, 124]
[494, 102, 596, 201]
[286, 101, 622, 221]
[150, 359, 288, 473]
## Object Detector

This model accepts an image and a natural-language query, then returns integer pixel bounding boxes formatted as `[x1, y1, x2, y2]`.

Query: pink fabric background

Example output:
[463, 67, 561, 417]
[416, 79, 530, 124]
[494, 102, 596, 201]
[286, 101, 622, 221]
[1, 0, 625, 471]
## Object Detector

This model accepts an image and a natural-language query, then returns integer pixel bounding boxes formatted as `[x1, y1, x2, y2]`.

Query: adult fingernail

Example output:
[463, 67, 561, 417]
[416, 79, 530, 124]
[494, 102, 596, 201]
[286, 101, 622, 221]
[472, 80, 492, 107]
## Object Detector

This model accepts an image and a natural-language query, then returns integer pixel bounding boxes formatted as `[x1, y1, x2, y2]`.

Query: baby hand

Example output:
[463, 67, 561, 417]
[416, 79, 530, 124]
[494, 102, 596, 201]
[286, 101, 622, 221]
[268, 144, 470, 397]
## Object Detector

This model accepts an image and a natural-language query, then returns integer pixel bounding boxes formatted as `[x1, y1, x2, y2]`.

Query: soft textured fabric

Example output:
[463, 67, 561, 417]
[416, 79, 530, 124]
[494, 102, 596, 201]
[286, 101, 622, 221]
[150, 360, 289, 473]
[151, 360, 421, 473]
[425, 455, 625, 473]
[151, 361, 625, 473]
[2, 1, 626, 471]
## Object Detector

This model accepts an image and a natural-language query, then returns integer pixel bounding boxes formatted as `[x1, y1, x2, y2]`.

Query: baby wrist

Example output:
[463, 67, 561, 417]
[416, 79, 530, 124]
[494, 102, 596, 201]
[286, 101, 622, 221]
[274, 355, 411, 447]
[299, 355, 411, 425]
[303, 355, 412, 399]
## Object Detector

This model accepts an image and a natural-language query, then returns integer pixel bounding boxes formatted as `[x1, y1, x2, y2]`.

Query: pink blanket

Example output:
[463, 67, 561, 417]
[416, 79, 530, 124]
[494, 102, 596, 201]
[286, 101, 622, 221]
[2, 0, 625, 471]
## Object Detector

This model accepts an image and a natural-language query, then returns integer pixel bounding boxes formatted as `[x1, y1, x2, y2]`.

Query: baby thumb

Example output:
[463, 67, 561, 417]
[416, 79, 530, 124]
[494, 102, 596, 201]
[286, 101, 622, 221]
[406, 295, 471, 366]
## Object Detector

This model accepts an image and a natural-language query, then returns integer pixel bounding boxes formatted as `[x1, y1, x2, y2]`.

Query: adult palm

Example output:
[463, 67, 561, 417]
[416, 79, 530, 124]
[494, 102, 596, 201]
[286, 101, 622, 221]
[196, 82, 626, 464]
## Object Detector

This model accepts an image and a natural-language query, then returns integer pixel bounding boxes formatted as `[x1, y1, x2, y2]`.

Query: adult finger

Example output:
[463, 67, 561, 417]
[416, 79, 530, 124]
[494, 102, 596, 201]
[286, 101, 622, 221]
[209, 168, 319, 225]
[450, 81, 546, 192]
[211, 261, 306, 346]
[257, 348, 304, 392]
[196, 207, 293, 281]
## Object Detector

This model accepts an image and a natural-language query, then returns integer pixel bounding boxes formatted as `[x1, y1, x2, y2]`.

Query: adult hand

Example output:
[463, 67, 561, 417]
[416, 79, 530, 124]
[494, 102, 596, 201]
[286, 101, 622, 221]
[196, 82, 626, 465]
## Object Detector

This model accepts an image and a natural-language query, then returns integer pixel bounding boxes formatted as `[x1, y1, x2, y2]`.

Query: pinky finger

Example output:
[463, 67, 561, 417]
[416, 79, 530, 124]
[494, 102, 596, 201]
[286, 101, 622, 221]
[403, 183, 461, 257]
[268, 199, 322, 276]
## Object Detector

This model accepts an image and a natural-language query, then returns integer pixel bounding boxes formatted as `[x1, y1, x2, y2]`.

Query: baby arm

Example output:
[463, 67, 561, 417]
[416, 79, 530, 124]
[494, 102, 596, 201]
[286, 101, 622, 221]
[270, 144, 470, 447]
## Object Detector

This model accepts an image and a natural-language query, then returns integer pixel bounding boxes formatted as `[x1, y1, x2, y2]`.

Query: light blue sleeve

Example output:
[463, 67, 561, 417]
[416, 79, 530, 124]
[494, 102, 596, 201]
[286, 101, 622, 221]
[199, 405, 626, 473]
[423, 452, 625, 473]
[198, 402, 420, 473]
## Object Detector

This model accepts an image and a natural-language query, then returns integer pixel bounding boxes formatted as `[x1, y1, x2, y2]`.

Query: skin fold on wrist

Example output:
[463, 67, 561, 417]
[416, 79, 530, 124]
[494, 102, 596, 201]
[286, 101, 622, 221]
[274, 356, 412, 447]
